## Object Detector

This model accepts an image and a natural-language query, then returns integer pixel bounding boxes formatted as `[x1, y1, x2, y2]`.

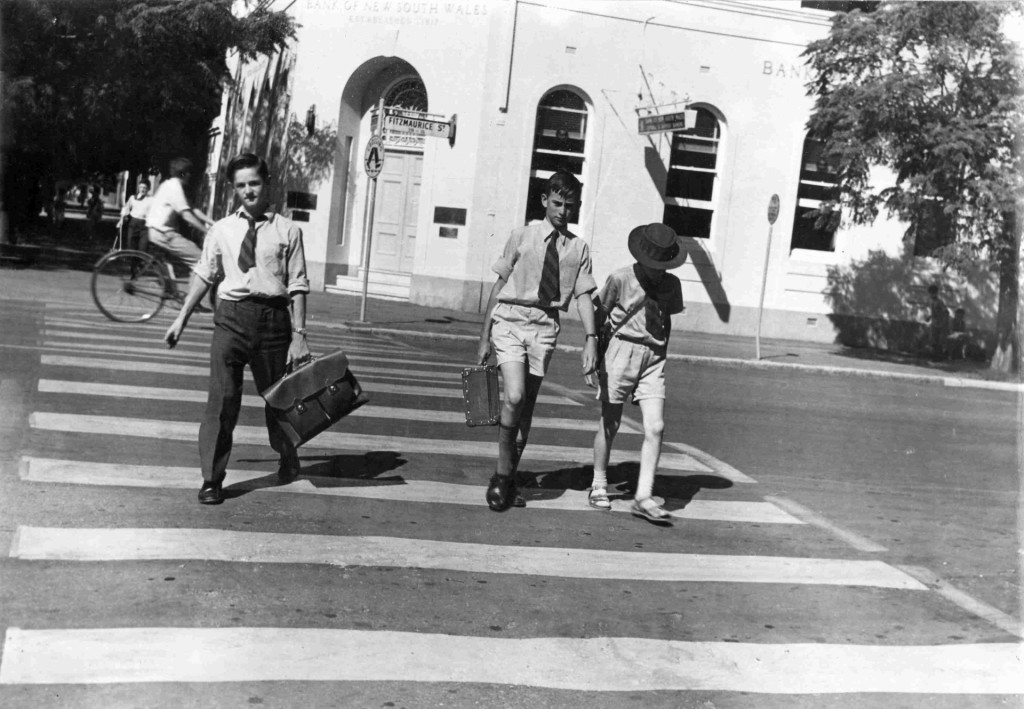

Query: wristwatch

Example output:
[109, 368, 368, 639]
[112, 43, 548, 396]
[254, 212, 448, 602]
[584, 333, 599, 341]
[293, 328, 307, 336]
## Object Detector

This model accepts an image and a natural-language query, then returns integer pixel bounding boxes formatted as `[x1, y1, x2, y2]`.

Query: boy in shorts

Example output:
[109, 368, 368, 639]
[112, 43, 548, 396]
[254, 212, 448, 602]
[589, 223, 685, 524]
[476, 170, 599, 511]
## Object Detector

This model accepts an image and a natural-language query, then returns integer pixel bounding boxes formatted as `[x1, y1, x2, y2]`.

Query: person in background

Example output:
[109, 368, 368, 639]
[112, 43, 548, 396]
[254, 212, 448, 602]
[927, 285, 950, 360]
[118, 181, 153, 252]
[146, 157, 215, 272]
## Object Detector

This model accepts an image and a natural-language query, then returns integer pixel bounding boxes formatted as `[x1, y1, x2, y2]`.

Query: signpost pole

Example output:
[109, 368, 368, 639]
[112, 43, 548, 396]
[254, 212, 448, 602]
[756, 194, 780, 360]
[359, 98, 386, 323]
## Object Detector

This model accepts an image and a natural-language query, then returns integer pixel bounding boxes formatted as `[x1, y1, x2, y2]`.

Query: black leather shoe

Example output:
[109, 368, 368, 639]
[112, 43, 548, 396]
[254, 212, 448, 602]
[277, 457, 301, 484]
[198, 481, 223, 505]
[486, 474, 513, 511]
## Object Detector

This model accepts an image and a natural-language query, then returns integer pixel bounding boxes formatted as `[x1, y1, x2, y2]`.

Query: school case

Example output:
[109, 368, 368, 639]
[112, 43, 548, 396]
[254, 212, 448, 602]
[260, 350, 370, 448]
[461, 365, 500, 427]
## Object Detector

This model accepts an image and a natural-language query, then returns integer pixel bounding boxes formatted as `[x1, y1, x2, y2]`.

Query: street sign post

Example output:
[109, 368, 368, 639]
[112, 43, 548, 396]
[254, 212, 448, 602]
[382, 108, 458, 148]
[755, 194, 781, 360]
[360, 106, 386, 322]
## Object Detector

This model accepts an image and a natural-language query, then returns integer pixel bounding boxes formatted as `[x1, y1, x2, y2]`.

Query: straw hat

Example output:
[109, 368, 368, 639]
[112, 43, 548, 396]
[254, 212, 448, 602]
[627, 223, 687, 269]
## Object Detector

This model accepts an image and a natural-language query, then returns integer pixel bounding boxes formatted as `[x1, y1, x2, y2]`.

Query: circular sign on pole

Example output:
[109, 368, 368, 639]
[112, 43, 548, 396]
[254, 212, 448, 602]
[767, 194, 780, 225]
[364, 135, 384, 179]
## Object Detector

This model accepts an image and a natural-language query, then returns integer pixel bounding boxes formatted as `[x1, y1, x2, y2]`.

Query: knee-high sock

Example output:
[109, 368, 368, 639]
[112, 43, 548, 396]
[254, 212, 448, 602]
[497, 423, 517, 478]
[512, 434, 528, 473]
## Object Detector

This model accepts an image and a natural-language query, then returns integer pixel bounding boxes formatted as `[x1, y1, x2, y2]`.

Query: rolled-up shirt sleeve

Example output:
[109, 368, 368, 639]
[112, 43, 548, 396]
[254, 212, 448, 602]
[572, 242, 598, 297]
[286, 225, 310, 294]
[193, 223, 221, 284]
[491, 230, 521, 282]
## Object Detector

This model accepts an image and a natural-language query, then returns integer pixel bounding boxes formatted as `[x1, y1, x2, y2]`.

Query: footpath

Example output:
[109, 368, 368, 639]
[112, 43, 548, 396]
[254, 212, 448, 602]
[2, 222, 1020, 393]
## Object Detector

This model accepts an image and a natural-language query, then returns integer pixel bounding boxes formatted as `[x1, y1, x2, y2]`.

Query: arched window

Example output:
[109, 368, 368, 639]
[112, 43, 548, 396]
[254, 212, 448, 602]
[790, 136, 840, 251]
[524, 89, 588, 225]
[661, 107, 720, 239]
[385, 77, 428, 112]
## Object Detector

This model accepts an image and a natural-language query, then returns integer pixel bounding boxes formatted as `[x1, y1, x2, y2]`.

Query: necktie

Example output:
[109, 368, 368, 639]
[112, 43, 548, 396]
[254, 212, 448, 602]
[538, 232, 560, 303]
[238, 214, 257, 272]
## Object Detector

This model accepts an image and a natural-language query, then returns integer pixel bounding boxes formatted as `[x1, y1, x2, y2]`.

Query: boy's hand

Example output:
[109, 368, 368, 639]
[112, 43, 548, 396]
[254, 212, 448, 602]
[287, 335, 311, 367]
[581, 338, 597, 376]
[476, 337, 492, 366]
[584, 371, 598, 389]
[164, 319, 185, 349]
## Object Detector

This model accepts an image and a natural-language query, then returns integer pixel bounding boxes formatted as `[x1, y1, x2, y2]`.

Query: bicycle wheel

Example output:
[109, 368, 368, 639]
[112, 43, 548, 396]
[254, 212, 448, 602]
[91, 250, 170, 323]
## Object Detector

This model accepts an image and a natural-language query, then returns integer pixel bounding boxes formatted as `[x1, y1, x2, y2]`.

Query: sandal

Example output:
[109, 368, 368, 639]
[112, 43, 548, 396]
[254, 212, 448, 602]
[588, 486, 611, 510]
[631, 497, 672, 525]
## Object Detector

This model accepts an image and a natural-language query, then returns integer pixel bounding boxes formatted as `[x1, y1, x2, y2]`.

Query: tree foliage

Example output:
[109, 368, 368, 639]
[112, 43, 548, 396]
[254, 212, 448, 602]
[1, 0, 296, 193]
[803, 1, 1022, 368]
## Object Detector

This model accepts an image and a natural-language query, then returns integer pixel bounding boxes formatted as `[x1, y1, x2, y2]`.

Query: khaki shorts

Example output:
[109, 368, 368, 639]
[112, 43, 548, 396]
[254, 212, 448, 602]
[598, 337, 666, 404]
[491, 302, 560, 377]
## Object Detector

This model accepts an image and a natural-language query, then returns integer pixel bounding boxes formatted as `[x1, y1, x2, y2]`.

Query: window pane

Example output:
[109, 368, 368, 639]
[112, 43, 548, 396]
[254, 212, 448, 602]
[790, 206, 835, 251]
[912, 202, 955, 256]
[667, 169, 715, 201]
[541, 90, 586, 111]
[663, 204, 712, 238]
[800, 139, 839, 183]
[532, 152, 585, 174]
[671, 136, 718, 170]
[797, 180, 836, 202]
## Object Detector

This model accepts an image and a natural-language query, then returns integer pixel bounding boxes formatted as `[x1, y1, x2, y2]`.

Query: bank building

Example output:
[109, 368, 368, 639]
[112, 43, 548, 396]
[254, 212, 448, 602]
[200, 0, 997, 348]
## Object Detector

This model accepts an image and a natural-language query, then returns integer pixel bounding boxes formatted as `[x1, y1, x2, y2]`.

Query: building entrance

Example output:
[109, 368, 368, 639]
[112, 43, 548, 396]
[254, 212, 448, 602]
[370, 151, 422, 274]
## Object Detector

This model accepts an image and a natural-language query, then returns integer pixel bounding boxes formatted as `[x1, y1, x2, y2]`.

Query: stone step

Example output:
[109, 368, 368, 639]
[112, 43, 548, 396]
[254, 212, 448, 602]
[326, 271, 411, 301]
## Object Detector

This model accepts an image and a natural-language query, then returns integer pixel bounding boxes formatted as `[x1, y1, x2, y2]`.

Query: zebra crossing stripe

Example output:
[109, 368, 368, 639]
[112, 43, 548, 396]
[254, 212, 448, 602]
[19, 457, 787, 522]
[37, 379, 626, 433]
[38, 355, 581, 406]
[9, 526, 922, 588]
[29, 412, 723, 476]
[1, 627, 1017, 692]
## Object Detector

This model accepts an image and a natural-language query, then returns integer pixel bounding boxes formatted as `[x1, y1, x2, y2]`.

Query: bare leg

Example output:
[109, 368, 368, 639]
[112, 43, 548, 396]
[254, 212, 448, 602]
[635, 397, 665, 501]
[592, 400, 623, 489]
[512, 373, 544, 473]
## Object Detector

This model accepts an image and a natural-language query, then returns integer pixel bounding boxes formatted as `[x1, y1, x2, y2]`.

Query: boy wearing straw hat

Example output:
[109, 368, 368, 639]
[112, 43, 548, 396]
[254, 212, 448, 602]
[588, 223, 685, 524]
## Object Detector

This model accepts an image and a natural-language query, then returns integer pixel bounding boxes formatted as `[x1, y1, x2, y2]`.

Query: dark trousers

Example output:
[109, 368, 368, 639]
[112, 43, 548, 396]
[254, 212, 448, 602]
[199, 298, 296, 483]
[127, 218, 148, 252]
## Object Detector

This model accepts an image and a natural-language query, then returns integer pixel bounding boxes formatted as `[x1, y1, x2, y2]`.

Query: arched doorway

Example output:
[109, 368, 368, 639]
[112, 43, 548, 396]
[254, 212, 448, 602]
[369, 76, 426, 274]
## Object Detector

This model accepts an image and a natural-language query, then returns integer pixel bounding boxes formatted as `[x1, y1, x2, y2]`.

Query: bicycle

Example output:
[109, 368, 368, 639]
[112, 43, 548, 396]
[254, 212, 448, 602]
[91, 246, 216, 323]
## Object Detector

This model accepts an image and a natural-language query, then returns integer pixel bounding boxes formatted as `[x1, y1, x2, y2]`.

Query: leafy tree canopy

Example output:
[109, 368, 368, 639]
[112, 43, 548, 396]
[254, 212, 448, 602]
[803, 1, 1022, 270]
[1, 0, 296, 183]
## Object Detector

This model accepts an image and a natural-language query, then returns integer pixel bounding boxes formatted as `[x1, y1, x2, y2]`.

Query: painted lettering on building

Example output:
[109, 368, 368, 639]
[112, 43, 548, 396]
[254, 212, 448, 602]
[762, 60, 812, 81]
[305, 0, 488, 23]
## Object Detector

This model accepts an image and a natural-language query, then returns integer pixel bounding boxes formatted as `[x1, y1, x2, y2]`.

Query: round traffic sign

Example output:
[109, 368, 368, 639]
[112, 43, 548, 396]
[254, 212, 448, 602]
[364, 135, 384, 179]
[767, 194, 780, 225]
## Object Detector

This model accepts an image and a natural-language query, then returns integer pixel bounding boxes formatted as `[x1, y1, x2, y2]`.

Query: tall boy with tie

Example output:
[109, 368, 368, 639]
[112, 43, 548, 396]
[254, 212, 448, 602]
[476, 170, 599, 511]
[165, 152, 310, 505]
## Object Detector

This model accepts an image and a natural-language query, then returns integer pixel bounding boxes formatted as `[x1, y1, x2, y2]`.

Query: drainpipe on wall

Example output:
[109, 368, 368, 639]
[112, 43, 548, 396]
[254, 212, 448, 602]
[499, 0, 519, 113]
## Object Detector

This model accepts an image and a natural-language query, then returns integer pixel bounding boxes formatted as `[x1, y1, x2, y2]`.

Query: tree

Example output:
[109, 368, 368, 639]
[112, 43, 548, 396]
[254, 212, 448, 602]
[803, 1, 1023, 372]
[1, 0, 296, 231]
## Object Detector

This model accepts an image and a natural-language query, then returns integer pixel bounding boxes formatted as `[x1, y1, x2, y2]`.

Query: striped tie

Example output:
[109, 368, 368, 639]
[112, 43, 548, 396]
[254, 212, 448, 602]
[538, 232, 560, 303]
[237, 214, 257, 272]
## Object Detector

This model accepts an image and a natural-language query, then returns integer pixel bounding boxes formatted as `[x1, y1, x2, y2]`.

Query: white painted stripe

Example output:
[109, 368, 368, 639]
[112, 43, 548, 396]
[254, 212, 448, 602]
[39, 355, 580, 406]
[764, 496, 887, 553]
[10, 526, 923, 588]
[20, 458, 791, 522]
[2, 628, 1017, 692]
[45, 317, 414, 349]
[29, 413, 716, 475]
[897, 565, 1024, 639]
[37, 380, 622, 433]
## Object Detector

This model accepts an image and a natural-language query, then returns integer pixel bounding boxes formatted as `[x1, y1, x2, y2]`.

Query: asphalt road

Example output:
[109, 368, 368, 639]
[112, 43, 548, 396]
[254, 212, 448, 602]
[0, 277, 1020, 708]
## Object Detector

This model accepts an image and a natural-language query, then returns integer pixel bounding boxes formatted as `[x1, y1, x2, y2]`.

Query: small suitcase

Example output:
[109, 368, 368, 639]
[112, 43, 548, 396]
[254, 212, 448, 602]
[261, 350, 370, 447]
[461, 365, 500, 427]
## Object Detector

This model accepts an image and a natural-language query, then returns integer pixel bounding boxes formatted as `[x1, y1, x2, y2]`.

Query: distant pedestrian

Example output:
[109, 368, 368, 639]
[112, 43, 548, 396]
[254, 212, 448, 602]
[164, 152, 311, 506]
[85, 186, 106, 242]
[476, 169, 599, 511]
[118, 181, 152, 252]
[51, 188, 66, 230]
[589, 223, 685, 524]
[146, 157, 215, 274]
[927, 285, 950, 360]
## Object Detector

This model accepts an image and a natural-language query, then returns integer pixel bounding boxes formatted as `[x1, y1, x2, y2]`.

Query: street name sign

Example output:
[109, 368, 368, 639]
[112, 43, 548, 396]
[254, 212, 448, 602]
[638, 109, 697, 135]
[384, 109, 453, 140]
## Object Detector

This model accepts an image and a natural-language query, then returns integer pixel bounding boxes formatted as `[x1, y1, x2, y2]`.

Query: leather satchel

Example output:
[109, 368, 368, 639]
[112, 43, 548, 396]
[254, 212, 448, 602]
[462, 365, 500, 427]
[260, 350, 369, 448]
